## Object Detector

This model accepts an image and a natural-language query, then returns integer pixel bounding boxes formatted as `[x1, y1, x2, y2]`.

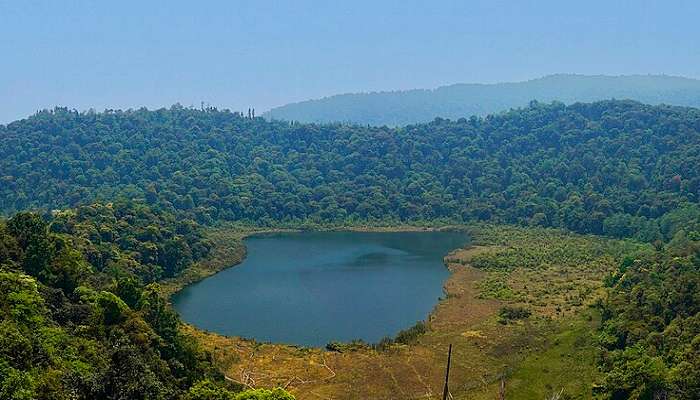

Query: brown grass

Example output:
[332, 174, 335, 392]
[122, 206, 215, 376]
[181, 225, 635, 399]
[188, 246, 532, 399]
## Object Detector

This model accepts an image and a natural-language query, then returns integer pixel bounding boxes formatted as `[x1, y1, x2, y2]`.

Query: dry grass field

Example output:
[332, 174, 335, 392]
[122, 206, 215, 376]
[179, 225, 649, 399]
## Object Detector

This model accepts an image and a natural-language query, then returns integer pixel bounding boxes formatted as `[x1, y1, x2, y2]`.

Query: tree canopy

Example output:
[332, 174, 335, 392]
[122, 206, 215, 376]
[0, 206, 293, 399]
[1, 100, 698, 242]
[1, 98, 699, 399]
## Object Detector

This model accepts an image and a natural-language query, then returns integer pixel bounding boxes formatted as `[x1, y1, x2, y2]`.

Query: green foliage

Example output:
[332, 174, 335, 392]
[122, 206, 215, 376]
[498, 306, 532, 324]
[369, 321, 429, 352]
[184, 380, 236, 400]
[138, 284, 180, 343]
[7, 213, 55, 277]
[325, 339, 370, 352]
[597, 238, 700, 399]
[394, 321, 427, 344]
[1, 101, 698, 242]
[0, 209, 223, 399]
[476, 272, 516, 300]
[45, 242, 92, 292]
[233, 388, 295, 400]
[0, 271, 46, 327]
[598, 345, 669, 399]
[114, 275, 143, 308]
[327, 320, 429, 353]
[49, 201, 211, 282]
[0, 367, 36, 400]
[183, 380, 295, 400]
[505, 311, 602, 399]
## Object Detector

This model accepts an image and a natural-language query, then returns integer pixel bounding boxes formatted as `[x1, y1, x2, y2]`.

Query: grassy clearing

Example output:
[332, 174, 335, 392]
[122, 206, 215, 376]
[466, 224, 648, 319]
[181, 224, 649, 399]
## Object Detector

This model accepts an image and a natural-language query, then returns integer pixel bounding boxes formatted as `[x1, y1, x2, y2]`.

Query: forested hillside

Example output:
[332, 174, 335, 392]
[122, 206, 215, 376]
[264, 74, 700, 125]
[1, 100, 699, 399]
[598, 239, 700, 398]
[1, 100, 698, 242]
[0, 201, 294, 399]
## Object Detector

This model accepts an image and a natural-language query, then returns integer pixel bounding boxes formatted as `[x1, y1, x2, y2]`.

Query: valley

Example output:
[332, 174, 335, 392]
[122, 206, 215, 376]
[1, 102, 697, 399]
[176, 224, 647, 399]
[4, 4, 699, 398]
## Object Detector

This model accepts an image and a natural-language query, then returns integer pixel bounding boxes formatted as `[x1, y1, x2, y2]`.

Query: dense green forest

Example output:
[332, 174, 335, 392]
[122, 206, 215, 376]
[1, 99, 699, 398]
[598, 232, 700, 398]
[1, 100, 698, 242]
[265, 74, 700, 125]
[0, 203, 293, 399]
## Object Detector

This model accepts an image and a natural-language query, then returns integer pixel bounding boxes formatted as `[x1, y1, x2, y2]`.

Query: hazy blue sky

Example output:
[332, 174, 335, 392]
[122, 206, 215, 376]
[2, 0, 699, 122]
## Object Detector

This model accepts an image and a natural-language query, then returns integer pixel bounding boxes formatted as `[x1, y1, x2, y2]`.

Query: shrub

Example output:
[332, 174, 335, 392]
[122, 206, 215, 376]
[395, 321, 427, 345]
[498, 306, 531, 324]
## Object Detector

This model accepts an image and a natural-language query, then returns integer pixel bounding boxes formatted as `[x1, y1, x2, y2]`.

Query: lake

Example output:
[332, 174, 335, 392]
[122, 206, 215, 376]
[172, 231, 469, 347]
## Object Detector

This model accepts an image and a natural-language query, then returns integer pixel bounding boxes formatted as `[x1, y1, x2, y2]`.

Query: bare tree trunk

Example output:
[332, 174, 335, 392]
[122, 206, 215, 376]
[442, 344, 452, 400]
[496, 375, 505, 400]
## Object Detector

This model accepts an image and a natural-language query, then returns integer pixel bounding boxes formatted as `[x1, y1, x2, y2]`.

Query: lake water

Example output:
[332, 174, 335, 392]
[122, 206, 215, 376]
[172, 231, 469, 347]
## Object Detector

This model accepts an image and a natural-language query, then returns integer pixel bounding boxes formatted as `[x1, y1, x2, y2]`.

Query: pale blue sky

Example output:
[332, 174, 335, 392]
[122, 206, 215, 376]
[2, 0, 699, 122]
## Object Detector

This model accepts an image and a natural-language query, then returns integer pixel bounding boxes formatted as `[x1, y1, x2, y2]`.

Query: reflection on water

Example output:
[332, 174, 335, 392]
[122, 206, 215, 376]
[172, 231, 469, 347]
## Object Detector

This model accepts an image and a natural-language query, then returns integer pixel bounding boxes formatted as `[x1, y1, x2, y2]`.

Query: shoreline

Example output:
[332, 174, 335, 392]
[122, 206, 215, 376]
[160, 226, 286, 297]
[182, 224, 619, 399]
[163, 224, 470, 299]
[170, 225, 476, 354]
[182, 237, 504, 399]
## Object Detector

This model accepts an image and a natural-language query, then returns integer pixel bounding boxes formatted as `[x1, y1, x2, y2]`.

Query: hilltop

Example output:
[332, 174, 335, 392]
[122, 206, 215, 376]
[1, 100, 698, 241]
[264, 74, 700, 125]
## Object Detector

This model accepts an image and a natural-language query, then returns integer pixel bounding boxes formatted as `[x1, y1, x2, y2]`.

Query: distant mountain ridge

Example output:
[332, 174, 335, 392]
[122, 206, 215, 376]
[264, 74, 700, 126]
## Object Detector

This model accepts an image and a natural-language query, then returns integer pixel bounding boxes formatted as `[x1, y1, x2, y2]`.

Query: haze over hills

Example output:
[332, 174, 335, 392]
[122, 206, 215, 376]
[264, 74, 700, 126]
[4, 1, 700, 398]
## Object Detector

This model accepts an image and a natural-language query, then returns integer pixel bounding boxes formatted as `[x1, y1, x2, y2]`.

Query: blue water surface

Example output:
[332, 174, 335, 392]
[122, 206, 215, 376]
[172, 231, 469, 347]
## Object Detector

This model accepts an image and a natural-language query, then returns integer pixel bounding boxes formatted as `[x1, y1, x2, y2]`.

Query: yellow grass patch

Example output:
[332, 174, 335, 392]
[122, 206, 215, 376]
[179, 225, 646, 399]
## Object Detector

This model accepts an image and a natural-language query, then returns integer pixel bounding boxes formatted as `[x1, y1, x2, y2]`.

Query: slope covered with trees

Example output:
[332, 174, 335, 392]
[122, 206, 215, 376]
[0, 99, 698, 399]
[264, 74, 700, 126]
[1, 100, 698, 242]
[0, 202, 295, 399]
[597, 232, 700, 398]
[0, 206, 212, 398]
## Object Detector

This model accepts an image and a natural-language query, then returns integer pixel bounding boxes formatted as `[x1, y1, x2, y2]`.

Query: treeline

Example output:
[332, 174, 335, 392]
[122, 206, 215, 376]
[1, 100, 698, 243]
[0, 204, 293, 399]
